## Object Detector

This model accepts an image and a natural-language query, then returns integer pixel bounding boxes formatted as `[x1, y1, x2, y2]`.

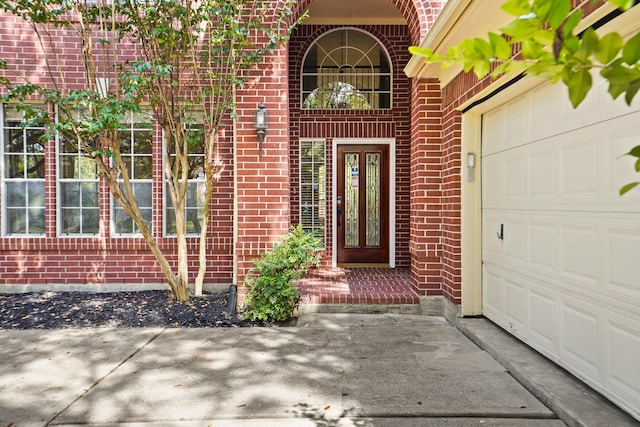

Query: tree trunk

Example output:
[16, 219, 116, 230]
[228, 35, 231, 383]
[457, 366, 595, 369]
[194, 133, 216, 296]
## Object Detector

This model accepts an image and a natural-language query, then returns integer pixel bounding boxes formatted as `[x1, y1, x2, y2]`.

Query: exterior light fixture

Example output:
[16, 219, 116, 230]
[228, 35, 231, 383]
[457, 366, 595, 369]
[466, 152, 476, 182]
[253, 103, 268, 156]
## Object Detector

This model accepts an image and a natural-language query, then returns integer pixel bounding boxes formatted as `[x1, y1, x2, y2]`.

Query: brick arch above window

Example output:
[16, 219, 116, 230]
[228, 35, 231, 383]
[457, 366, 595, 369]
[283, 0, 444, 44]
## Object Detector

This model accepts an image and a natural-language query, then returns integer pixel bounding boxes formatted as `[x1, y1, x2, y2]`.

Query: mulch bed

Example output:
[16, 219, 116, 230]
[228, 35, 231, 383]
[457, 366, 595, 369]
[0, 290, 257, 329]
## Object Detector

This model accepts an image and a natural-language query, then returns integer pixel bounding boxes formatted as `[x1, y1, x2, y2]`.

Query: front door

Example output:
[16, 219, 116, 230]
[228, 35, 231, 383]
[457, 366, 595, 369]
[336, 144, 389, 265]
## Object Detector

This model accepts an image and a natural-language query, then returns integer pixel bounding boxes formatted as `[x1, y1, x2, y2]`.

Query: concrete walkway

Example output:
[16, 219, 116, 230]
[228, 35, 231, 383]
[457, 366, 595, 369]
[0, 314, 636, 426]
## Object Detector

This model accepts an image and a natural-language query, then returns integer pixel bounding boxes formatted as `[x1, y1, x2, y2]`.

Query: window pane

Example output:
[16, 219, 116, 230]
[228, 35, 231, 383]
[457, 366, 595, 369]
[4, 154, 24, 178]
[62, 208, 81, 234]
[27, 181, 45, 207]
[78, 157, 97, 179]
[29, 207, 45, 234]
[114, 208, 134, 234]
[6, 182, 26, 207]
[4, 129, 24, 153]
[61, 182, 80, 207]
[81, 182, 99, 207]
[26, 155, 45, 178]
[7, 208, 26, 234]
[133, 182, 152, 207]
[134, 156, 152, 179]
[83, 208, 100, 234]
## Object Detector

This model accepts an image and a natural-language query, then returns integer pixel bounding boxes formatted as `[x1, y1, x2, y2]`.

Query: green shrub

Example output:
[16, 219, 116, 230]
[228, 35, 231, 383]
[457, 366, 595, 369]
[242, 225, 322, 322]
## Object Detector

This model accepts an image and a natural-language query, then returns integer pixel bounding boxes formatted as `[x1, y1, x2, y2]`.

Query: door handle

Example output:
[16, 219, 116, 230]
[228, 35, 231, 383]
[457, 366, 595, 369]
[337, 196, 342, 226]
[497, 223, 504, 240]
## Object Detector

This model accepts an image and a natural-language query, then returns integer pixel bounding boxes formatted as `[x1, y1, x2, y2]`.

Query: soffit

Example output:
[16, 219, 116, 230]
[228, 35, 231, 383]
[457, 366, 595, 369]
[304, 0, 406, 25]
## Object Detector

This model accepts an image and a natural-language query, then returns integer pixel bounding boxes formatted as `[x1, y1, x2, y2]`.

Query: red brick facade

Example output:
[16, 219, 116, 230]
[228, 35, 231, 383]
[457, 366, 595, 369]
[0, 0, 480, 308]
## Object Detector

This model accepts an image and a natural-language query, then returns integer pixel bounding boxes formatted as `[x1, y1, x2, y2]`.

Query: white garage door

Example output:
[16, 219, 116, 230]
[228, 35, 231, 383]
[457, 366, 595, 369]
[481, 76, 640, 419]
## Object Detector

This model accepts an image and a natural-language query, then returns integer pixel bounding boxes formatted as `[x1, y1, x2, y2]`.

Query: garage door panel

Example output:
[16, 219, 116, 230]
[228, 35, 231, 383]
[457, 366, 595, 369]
[561, 139, 598, 196]
[481, 69, 640, 419]
[504, 276, 526, 329]
[529, 149, 556, 197]
[529, 290, 557, 352]
[482, 264, 504, 316]
[608, 228, 640, 297]
[609, 320, 640, 408]
[561, 302, 600, 375]
[560, 224, 598, 285]
[529, 222, 556, 271]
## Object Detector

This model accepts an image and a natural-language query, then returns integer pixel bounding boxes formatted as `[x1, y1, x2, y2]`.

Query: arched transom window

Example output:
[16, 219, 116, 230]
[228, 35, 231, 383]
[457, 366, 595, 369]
[302, 28, 392, 110]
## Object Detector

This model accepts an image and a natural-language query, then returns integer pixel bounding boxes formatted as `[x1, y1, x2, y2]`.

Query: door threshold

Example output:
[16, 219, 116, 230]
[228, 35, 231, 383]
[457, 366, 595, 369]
[337, 263, 391, 268]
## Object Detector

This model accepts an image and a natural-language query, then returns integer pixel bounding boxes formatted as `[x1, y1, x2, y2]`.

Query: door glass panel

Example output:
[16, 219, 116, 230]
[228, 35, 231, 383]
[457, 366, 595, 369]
[344, 153, 359, 247]
[366, 153, 381, 246]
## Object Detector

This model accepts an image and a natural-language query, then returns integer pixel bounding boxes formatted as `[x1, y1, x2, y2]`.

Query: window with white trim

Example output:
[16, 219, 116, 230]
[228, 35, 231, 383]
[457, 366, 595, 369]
[112, 109, 153, 235]
[164, 120, 205, 236]
[2, 104, 46, 236]
[302, 28, 392, 110]
[58, 123, 99, 236]
[299, 139, 326, 246]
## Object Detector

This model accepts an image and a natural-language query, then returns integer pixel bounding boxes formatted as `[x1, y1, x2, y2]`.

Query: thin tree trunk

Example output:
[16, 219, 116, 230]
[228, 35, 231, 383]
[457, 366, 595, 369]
[194, 133, 215, 296]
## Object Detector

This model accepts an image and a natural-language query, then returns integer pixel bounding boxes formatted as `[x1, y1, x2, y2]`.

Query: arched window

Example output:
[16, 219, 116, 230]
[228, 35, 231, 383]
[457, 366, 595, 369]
[302, 28, 392, 110]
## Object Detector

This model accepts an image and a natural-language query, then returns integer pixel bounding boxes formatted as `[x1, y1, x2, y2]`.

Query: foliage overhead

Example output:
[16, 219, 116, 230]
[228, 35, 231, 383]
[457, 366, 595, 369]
[409, 0, 640, 195]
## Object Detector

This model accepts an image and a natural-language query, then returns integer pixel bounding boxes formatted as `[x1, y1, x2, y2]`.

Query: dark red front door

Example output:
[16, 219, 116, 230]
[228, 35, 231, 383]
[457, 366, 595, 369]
[336, 144, 389, 265]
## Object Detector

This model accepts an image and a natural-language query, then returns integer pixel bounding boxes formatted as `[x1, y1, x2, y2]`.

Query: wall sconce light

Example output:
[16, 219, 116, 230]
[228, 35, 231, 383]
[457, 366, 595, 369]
[467, 152, 476, 182]
[253, 103, 268, 156]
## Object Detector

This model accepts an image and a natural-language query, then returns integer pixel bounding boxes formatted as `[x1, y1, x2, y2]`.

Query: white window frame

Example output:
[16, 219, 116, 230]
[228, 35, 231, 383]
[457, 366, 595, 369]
[56, 108, 100, 237]
[110, 109, 153, 237]
[163, 115, 206, 237]
[1, 103, 47, 237]
[299, 139, 326, 248]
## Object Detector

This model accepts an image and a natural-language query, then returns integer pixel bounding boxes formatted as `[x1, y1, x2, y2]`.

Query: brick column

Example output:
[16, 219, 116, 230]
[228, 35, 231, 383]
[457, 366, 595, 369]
[409, 77, 443, 296]
[234, 44, 291, 300]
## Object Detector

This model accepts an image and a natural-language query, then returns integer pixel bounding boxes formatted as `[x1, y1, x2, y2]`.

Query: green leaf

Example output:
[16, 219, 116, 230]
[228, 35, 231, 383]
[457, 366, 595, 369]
[595, 32, 623, 64]
[563, 10, 583, 37]
[608, 0, 635, 10]
[473, 38, 495, 59]
[564, 66, 592, 107]
[624, 79, 640, 105]
[622, 32, 640, 65]
[627, 145, 640, 158]
[547, 0, 571, 30]
[520, 39, 544, 59]
[500, 18, 542, 42]
[575, 28, 598, 62]
[408, 46, 434, 59]
[489, 32, 512, 59]
[636, 158, 640, 173]
[619, 182, 639, 195]
[533, 0, 552, 21]
[601, 60, 640, 86]
[500, 0, 532, 16]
